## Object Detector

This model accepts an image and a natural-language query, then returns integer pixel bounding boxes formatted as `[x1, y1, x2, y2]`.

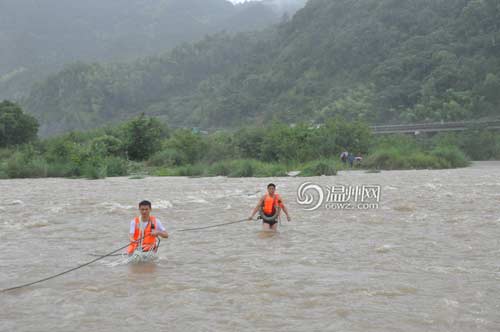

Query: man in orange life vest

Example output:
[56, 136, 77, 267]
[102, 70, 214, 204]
[248, 183, 291, 231]
[128, 200, 169, 255]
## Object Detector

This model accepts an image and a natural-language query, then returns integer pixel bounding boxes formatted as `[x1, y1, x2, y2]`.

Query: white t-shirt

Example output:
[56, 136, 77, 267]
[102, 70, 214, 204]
[129, 218, 166, 234]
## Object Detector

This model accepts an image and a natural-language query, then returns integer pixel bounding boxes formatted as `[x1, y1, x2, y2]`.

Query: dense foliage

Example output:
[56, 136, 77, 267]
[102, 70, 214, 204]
[1, 109, 492, 179]
[22, 0, 500, 136]
[0, 101, 38, 147]
[0, 0, 303, 99]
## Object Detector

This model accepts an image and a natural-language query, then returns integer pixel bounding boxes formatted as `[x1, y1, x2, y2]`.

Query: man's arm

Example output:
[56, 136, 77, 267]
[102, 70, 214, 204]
[279, 198, 291, 221]
[129, 220, 136, 242]
[152, 230, 169, 238]
[249, 196, 264, 220]
[152, 220, 169, 238]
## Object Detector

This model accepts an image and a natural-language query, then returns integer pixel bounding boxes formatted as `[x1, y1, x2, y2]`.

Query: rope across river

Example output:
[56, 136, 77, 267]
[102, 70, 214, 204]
[0, 218, 250, 293]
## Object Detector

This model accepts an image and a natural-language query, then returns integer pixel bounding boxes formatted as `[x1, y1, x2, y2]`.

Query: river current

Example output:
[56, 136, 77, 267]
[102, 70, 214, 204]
[1, 162, 499, 331]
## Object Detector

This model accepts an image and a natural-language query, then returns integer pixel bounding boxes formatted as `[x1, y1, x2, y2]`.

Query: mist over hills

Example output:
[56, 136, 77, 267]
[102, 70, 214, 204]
[18, 0, 500, 136]
[0, 0, 305, 99]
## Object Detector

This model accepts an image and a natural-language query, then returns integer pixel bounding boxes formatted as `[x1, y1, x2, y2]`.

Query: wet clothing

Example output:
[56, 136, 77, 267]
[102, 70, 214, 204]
[129, 218, 166, 234]
[263, 218, 278, 227]
[127, 216, 164, 254]
[262, 193, 282, 216]
[260, 193, 283, 226]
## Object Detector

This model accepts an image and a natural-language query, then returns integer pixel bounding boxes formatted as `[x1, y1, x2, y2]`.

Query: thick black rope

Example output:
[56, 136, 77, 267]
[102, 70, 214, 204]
[0, 218, 251, 293]
[88, 219, 248, 256]
[176, 218, 248, 232]
[0, 241, 131, 293]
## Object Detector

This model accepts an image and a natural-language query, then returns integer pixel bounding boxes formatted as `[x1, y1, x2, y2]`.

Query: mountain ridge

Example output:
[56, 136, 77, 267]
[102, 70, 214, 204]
[1, 0, 305, 99]
[21, 0, 500, 136]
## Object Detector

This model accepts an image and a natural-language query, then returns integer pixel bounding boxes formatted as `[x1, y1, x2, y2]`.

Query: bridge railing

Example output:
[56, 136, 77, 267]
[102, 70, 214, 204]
[371, 119, 500, 133]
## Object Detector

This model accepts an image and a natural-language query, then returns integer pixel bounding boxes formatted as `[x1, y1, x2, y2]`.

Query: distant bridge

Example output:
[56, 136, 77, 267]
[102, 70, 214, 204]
[371, 119, 500, 134]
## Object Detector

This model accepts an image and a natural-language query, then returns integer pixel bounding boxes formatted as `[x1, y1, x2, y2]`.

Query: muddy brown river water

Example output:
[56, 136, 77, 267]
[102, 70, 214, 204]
[1, 162, 499, 331]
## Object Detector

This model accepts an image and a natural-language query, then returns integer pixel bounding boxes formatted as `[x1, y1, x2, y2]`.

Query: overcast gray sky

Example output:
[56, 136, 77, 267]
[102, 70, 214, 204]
[229, 0, 261, 3]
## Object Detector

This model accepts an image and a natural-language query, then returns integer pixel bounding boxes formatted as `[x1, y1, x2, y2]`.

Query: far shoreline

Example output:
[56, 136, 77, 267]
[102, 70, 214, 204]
[3, 160, 498, 181]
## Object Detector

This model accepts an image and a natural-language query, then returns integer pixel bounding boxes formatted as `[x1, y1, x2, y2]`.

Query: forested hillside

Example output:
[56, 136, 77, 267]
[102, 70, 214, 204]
[23, 0, 500, 136]
[0, 0, 297, 99]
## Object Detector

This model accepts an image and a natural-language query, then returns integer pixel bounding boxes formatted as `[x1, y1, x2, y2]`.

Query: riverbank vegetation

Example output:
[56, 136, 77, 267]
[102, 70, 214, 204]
[3, 102, 498, 180]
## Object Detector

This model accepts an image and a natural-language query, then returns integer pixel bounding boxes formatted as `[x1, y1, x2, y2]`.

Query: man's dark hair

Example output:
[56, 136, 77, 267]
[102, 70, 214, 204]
[139, 200, 152, 208]
[267, 183, 276, 189]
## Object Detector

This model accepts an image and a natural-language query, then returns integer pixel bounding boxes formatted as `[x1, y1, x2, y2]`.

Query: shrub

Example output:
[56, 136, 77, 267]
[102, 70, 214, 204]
[364, 144, 469, 170]
[431, 146, 469, 168]
[207, 161, 232, 176]
[364, 148, 409, 170]
[173, 164, 205, 177]
[90, 135, 124, 156]
[81, 155, 107, 179]
[147, 148, 184, 167]
[46, 162, 76, 177]
[228, 159, 256, 177]
[406, 152, 441, 169]
[120, 114, 167, 161]
[105, 157, 128, 176]
[300, 160, 337, 176]
[254, 163, 288, 177]
[6, 152, 48, 178]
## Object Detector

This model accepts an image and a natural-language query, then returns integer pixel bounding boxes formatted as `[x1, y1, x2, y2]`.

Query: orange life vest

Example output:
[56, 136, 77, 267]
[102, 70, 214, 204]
[127, 216, 158, 254]
[262, 193, 282, 215]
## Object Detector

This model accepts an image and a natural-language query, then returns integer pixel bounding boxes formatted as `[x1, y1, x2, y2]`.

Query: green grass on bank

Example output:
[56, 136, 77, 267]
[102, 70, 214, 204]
[0, 147, 473, 180]
[2, 121, 496, 180]
[363, 145, 470, 170]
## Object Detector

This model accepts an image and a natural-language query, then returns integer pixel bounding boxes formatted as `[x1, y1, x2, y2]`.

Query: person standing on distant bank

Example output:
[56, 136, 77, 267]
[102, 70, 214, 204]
[128, 200, 169, 255]
[340, 150, 348, 164]
[248, 183, 291, 231]
[348, 153, 355, 168]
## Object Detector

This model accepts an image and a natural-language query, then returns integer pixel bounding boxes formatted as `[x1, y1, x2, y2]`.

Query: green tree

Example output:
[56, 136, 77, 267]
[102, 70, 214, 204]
[323, 117, 372, 155]
[234, 126, 266, 160]
[0, 101, 38, 147]
[90, 135, 124, 157]
[482, 73, 500, 103]
[165, 129, 206, 165]
[22, 0, 500, 131]
[121, 114, 168, 161]
[203, 131, 237, 163]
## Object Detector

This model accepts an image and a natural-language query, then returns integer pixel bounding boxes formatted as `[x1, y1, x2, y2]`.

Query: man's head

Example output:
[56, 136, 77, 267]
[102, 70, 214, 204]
[267, 183, 276, 195]
[138, 200, 152, 219]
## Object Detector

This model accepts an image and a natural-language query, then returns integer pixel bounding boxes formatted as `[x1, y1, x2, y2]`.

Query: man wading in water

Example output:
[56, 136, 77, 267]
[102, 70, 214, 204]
[249, 183, 291, 231]
[128, 200, 169, 255]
